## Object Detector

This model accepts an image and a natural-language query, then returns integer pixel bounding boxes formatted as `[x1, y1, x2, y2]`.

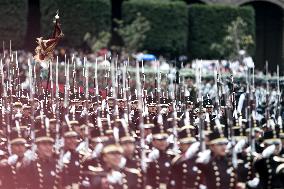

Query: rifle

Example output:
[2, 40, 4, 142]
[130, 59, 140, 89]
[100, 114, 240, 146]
[196, 62, 205, 151]
[84, 57, 90, 152]
[265, 61, 270, 128]
[168, 65, 179, 154]
[135, 61, 147, 183]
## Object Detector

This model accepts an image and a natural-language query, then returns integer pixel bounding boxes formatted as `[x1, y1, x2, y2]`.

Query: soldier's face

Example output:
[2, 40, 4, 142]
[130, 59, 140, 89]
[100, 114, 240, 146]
[103, 152, 122, 170]
[187, 104, 194, 110]
[210, 143, 227, 156]
[64, 136, 78, 150]
[74, 125, 82, 136]
[152, 139, 168, 151]
[168, 105, 173, 112]
[121, 142, 135, 157]
[118, 100, 125, 108]
[49, 122, 57, 132]
[131, 102, 138, 110]
[148, 106, 157, 113]
[108, 99, 114, 108]
[144, 128, 152, 137]
[23, 109, 31, 116]
[37, 141, 54, 158]
[206, 107, 213, 113]
[11, 143, 26, 158]
[179, 143, 190, 153]
[101, 177, 110, 189]
[255, 131, 262, 139]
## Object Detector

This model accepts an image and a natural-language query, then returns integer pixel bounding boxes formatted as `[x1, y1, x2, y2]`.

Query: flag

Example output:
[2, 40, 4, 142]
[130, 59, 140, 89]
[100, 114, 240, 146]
[34, 12, 64, 62]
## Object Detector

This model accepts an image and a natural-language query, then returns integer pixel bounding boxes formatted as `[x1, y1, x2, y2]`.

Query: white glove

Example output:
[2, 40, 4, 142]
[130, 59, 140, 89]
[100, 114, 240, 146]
[63, 151, 71, 164]
[23, 149, 36, 166]
[196, 150, 211, 164]
[262, 145, 275, 158]
[185, 142, 200, 159]
[8, 154, 18, 165]
[247, 177, 260, 188]
[107, 170, 123, 184]
[148, 148, 160, 161]
[234, 139, 246, 154]
[92, 143, 103, 158]
[119, 157, 126, 169]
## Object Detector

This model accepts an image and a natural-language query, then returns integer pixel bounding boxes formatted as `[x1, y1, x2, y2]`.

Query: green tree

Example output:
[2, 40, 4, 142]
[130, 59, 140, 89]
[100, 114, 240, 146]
[114, 12, 151, 55]
[83, 31, 111, 53]
[211, 17, 254, 61]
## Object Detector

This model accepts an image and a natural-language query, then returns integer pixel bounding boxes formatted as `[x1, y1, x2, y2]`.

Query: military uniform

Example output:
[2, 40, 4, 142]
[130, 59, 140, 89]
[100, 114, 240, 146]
[146, 150, 174, 189]
[26, 157, 60, 189]
[61, 121, 86, 188]
[0, 121, 30, 189]
[197, 130, 237, 189]
[25, 123, 61, 189]
[254, 130, 284, 189]
[62, 150, 85, 188]
[170, 125, 200, 189]
[0, 156, 30, 189]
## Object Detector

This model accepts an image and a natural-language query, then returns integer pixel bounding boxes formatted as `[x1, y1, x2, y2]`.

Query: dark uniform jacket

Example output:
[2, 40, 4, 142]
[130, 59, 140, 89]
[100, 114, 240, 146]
[170, 154, 200, 189]
[62, 150, 85, 188]
[0, 157, 30, 189]
[146, 150, 174, 189]
[26, 157, 60, 189]
[255, 155, 284, 189]
[197, 155, 237, 189]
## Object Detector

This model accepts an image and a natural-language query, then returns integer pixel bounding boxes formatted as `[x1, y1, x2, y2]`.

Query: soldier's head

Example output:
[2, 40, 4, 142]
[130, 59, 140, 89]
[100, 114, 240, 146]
[131, 100, 138, 110]
[262, 130, 282, 154]
[10, 129, 27, 157]
[64, 135, 79, 151]
[11, 142, 26, 158]
[152, 125, 169, 151]
[209, 142, 227, 157]
[148, 105, 157, 114]
[178, 126, 197, 153]
[64, 122, 80, 150]
[120, 140, 135, 158]
[37, 140, 54, 159]
[49, 118, 57, 133]
[117, 120, 136, 158]
[102, 140, 123, 170]
[117, 99, 125, 109]
[208, 130, 228, 157]
[152, 137, 168, 151]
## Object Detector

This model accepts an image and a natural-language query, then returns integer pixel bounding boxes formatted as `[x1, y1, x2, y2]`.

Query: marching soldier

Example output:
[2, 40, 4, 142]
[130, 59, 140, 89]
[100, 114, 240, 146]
[87, 139, 143, 189]
[254, 130, 284, 189]
[145, 122, 174, 189]
[25, 119, 60, 189]
[170, 125, 200, 189]
[196, 129, 241, 189]
[62, 121, 87, 188]
[0, 124, 30, 189]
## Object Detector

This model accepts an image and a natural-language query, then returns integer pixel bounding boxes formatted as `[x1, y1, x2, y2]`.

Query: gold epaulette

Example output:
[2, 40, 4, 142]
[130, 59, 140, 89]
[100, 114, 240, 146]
[81, 155, 92, 163]
[78, 148, 92, 157]
[82, 166, 105, 176]
[88, 165, 104, 172]
[276, 163, 284, 174]
[273, 156, 284, 163]
[124, 167, 142, 176]
[166, 150, 177, 156]
[171, 154, 182, 165]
